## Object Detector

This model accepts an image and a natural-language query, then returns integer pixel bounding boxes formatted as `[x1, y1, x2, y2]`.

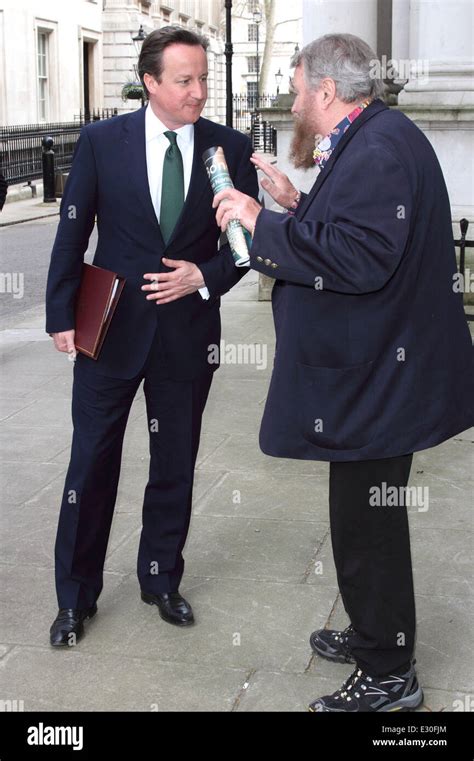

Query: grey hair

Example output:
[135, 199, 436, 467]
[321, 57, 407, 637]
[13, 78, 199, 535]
[291, 33, 385, 102]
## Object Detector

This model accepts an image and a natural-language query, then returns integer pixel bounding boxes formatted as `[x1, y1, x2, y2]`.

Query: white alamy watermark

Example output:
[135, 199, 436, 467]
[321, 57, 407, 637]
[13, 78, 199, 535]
[0, 272, 24, 299]
[207, 339, 267, 370]
[453, 695, 474, 712]
[369, 483, 429, 512]
[0, 699, 24, 711]
[370, 55, 430, 86]
[27, 723, 83, 751]
[453, 269, 474, 293]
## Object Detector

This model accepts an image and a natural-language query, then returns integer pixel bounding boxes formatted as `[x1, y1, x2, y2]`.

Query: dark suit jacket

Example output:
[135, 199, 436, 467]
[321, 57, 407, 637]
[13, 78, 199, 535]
[46, 107, 259, 379]
[0, 172, 7, 210]
[250, 99, 474, 461]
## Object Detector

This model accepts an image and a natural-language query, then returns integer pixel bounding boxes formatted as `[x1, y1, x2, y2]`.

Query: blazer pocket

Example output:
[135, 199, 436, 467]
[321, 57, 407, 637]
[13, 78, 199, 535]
[296, 359, 379, 451]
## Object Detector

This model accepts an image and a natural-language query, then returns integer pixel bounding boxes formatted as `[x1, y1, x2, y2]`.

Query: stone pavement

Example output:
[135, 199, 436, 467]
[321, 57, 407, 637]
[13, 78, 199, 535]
[0, 196, 59, 228]
[0, 232, 473, 712]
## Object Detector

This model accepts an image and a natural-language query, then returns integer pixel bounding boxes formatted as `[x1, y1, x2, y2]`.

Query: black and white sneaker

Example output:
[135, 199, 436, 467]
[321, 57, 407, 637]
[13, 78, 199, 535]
[310, 624, 356, 664]
[308, 661, 423, 712]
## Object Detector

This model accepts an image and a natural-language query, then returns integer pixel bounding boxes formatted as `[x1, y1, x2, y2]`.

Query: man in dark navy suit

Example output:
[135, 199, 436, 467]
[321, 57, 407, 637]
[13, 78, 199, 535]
[213, 33, 474, 712]
[46, 26, 258, 645]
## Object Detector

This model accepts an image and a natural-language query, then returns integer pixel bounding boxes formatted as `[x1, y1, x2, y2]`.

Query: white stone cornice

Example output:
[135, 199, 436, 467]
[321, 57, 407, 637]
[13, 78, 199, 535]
[395, 104, 474, 128]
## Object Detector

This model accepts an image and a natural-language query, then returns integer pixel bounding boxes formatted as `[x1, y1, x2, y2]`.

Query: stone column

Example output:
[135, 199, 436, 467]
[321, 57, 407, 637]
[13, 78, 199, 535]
[302, 0, 378, 50]
[391, 0, 410, 69]
[397, 0, 474, 225]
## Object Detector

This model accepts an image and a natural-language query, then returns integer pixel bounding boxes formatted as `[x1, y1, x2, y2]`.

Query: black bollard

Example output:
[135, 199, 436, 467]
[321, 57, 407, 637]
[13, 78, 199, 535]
[459, 218, 469, 278]
[42, 135, 56, 203]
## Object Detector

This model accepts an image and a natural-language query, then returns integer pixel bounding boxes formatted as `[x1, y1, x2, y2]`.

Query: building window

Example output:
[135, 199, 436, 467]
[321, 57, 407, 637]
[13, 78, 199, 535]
[248, 24, 258, 42]
[247, 56, 258, 74]
[248, 0, 260, 13]
[37, 31, 49, 121]
[161, 9, 171, 24]
[247, 80, 258, 109]
[179, 15, 189, 27]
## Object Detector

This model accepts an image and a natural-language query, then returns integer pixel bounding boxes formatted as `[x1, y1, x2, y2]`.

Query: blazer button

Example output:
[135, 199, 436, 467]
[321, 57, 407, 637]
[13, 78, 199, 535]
[256, 256, 263, 262]
[271, 262, 278, 268]
[264, 258, 271, 266]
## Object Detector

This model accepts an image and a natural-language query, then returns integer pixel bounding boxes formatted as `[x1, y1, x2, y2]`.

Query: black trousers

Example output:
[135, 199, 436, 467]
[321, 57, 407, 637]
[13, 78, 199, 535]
[329, 454, 416, 677]
[54, 330, 213, 609]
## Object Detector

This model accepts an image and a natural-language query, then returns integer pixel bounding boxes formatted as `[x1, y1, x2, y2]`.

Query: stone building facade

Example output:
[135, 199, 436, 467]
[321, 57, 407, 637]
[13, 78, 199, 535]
[0, 0, 226, 125]
[0, 0, 103, 125]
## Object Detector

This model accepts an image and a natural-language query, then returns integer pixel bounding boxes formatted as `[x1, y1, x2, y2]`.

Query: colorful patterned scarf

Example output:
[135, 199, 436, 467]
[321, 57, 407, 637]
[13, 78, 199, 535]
[313, 98, 372, 170]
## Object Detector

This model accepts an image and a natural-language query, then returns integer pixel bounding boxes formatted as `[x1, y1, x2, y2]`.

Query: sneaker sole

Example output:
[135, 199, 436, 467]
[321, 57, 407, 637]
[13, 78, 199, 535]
[380, 686, 424, 712]
[308, 687, 424, 713]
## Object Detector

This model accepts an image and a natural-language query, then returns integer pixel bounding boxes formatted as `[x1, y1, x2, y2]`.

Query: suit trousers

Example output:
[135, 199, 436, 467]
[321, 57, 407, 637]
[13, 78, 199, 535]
[54, 327, 213, 609]
[329, 453, 416, 676]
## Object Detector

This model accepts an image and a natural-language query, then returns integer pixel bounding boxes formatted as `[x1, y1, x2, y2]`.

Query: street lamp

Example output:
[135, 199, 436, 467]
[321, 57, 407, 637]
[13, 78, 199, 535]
[131, 25, 148, 106]
[275, 68, 283, 96]
[225, 0, 233, 127]
[132, 24, 147, 58]
[252, 8, 262, 112]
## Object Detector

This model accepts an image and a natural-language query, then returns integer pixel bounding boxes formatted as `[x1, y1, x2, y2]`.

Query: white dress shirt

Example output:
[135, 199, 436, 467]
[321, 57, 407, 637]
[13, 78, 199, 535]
[145, 104, 209, 299]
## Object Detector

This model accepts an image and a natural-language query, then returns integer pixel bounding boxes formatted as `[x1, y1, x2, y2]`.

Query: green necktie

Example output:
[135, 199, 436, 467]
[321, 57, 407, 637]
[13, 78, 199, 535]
[159, 130, 184, 243]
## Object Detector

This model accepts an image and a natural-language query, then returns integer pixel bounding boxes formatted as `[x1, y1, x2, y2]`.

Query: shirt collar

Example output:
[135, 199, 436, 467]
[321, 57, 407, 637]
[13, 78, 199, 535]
[145, 104, 194, 145]
[313, 97, 372, 170]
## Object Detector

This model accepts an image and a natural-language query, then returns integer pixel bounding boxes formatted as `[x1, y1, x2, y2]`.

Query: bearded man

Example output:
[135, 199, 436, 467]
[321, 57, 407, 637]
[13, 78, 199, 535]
[212, 33, 474, 712]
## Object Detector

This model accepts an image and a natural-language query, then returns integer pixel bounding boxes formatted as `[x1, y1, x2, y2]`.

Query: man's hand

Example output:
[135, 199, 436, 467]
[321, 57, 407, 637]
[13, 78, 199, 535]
[250, 153, 299, 209]
[52, 329, 76, 359]
[212, 188, 262, 236]
[142, 258, 205, 304]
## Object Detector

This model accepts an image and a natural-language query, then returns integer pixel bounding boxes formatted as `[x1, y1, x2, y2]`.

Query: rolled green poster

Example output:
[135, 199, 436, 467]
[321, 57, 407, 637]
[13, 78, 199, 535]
[202, 146, 250, 267]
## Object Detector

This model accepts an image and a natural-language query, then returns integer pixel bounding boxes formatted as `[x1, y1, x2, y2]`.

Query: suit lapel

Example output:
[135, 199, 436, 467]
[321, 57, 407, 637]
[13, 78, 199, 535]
[296, 98, 388, 219]
[121, 107, 165, 247]
[121, 111, 219, 252]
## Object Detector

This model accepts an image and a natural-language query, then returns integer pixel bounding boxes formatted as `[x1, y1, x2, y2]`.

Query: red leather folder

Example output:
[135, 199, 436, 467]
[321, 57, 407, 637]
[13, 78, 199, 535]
[74, 263, 126, 360]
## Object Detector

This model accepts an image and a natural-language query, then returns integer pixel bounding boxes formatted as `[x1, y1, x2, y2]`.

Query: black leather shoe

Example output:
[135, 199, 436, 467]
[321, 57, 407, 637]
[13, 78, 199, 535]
[49, 605, 97, 647]
[141, 590, 194, 626]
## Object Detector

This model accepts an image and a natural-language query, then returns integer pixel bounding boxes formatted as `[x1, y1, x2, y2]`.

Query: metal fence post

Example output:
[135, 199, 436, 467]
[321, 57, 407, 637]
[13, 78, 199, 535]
[454, 218, 474, 323]
[459, 218, 469, 278]
[42, 135, 56, 203]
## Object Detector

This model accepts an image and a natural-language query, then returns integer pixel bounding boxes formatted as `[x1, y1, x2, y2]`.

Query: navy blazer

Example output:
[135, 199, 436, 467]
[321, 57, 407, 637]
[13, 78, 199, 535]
[46, 107, 259, 379]
[250, 99, 474, 461]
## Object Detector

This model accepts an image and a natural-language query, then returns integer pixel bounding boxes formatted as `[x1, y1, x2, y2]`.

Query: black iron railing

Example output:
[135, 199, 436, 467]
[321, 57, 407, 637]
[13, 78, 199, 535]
[232, 94, 277, 153]
[454, 218, 474, 323]
[232, 96, 278, 155]
[232, 94, 276, 133]
[0, 109, 117, 185]
[251, 113, 277, 155]
[75, 109, 119, 124]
